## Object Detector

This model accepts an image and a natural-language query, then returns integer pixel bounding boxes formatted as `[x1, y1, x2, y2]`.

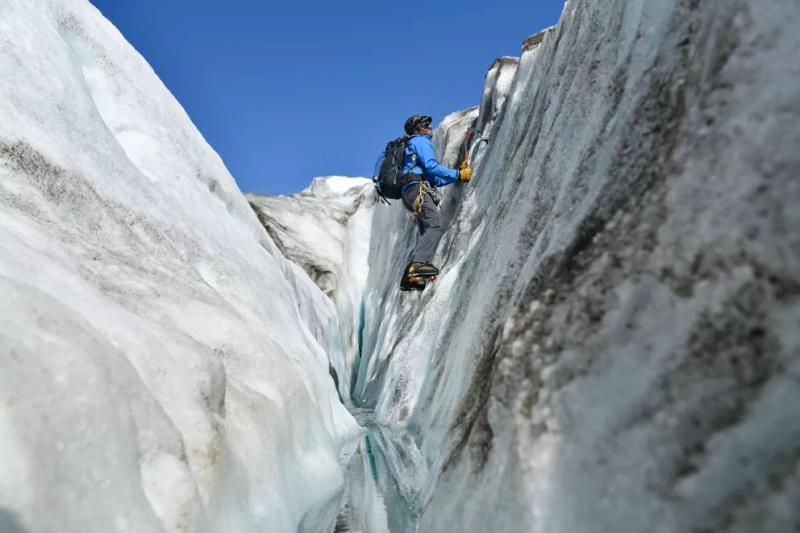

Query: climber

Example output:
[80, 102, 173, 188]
[399, 114, 472, 291]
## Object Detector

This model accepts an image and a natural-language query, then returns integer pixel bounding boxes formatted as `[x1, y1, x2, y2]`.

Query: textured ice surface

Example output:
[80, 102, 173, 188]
[0, 1, 359, 532]
[248, 178, 375, 403]
[3, 0, 799, 531]
[351, 0, 800, 531]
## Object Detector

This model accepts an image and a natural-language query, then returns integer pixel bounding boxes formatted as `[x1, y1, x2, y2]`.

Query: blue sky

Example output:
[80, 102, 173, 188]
[88, 0, 564, 195]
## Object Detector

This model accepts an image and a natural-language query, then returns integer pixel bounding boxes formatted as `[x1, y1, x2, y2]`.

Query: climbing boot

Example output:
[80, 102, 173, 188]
[407, 262, 439, 278]
[400, 262, 437, 292]
[400, 274, 426, 292]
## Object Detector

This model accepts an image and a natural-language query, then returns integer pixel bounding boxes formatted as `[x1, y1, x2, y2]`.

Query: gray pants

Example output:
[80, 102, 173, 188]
[401, 182, 442, 264]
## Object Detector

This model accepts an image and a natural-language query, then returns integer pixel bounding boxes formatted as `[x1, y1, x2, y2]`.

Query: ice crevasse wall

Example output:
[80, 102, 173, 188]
[0, 1, 362, 532]
[259, 0, 800, 532]
[1, 1, 799, 533]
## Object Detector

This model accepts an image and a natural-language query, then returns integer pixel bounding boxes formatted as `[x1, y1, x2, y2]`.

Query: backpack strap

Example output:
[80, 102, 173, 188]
[376, 190, 392, 205]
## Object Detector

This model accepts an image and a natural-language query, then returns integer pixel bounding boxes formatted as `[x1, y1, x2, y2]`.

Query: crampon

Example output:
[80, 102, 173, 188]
[400, 273, 437, 292]
[399, 262, 439, 292]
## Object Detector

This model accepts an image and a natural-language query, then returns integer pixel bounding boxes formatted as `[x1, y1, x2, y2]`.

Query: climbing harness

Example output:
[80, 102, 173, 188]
[411, 180, 439, 215]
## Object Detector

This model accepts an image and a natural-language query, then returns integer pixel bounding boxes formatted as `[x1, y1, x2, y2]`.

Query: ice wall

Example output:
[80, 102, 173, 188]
[248, 177, 376, 403]
[3, 0, 798, 530]
[0, 1, 360, 532]
[355, 0, 800, 531]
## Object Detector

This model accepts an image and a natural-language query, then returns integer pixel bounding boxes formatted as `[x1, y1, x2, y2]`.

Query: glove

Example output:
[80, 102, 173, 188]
[459, 161, 473, 182]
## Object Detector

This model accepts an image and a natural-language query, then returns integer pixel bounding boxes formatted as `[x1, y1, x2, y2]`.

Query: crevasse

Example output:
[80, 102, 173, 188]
[1, 0, 798, 532]
[255, 0, 799, 531]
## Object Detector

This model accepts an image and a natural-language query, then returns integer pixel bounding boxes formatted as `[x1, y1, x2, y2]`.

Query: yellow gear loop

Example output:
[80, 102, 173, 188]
[412, 181, 433, 216]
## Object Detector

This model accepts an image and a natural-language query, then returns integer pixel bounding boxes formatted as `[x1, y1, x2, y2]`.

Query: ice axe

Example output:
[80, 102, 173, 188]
[458, 126, 477, 183]
[463, 125, 475, 166]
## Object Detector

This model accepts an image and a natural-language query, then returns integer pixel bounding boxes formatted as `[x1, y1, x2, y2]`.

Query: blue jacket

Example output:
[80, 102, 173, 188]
[402, 134, 459, 188]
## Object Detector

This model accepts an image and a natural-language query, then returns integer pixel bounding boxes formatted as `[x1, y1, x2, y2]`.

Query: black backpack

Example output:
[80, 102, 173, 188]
[373, 136, 410, 201]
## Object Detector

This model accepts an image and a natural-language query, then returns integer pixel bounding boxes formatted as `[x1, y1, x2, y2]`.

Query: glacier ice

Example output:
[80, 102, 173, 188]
[0, 1, 360, 532]
[248, 177, 375, 405]
[344, 0, 800, 532]
[2, 0, 799, 531]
